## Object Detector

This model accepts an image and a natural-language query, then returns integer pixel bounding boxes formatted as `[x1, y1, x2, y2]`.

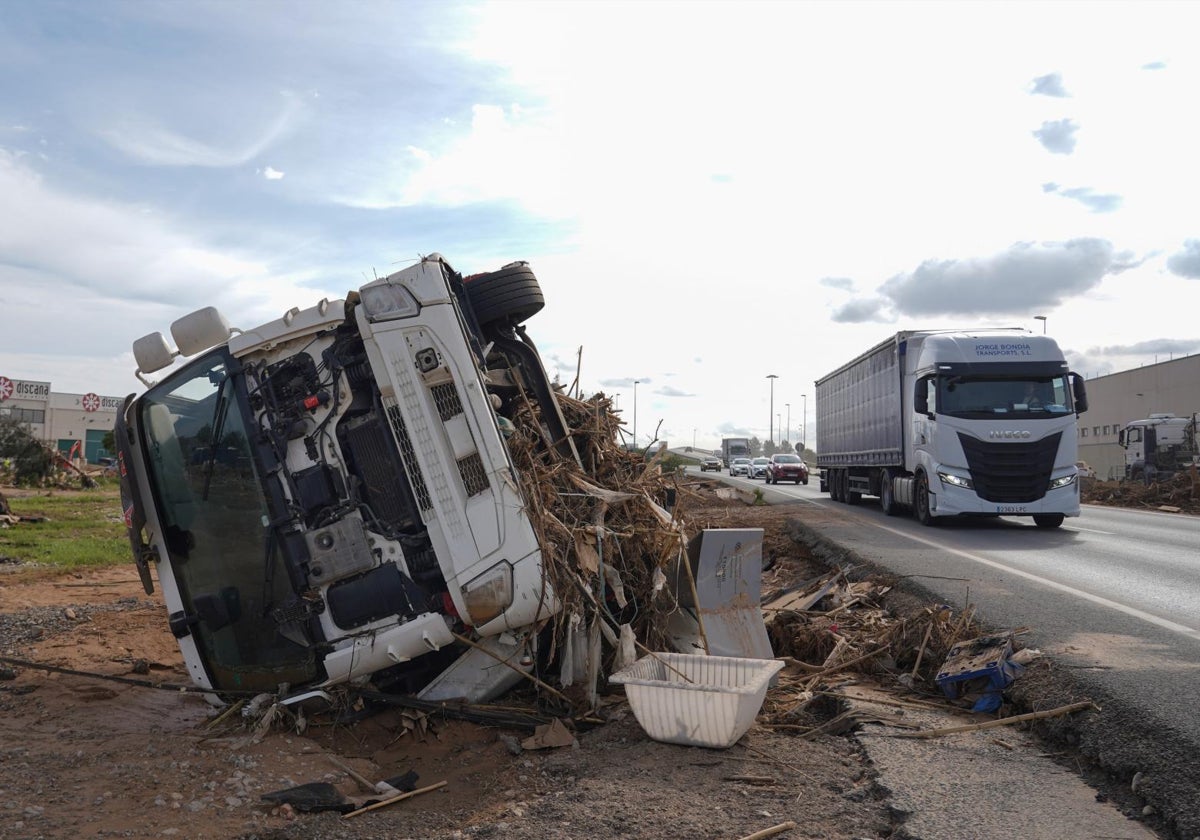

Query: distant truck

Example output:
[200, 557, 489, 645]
[815, 329, 1089, 528]
[1118, 413, 1199, 483]
[721, 437, 752, 468]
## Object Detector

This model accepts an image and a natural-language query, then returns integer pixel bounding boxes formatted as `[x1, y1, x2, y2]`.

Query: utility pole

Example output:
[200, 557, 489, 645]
[766, 374, 778, 444]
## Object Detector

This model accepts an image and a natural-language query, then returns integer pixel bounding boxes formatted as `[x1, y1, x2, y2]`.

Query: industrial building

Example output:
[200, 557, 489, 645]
[1076, 354, 1200, 480]
[0, 375, 123, 464]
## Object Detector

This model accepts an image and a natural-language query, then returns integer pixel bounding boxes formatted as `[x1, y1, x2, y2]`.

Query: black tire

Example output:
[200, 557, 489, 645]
[880, 472, 899, 516]
[464, 263, 545, 327]
[802, 476, 808, 485]
[914, 473, 934, 526]
[831, 469, 844, 502]
[1034, 513, 1065, 529]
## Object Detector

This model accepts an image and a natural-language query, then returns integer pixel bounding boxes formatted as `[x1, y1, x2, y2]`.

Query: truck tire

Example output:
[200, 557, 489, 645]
[846, 473, 862, 505]
[830, 470, 842, 501]
[880, 472, 899, 516]
[1033, 513, 1065, 529]
[914, 473, 934, 526]
[464, 263, 545, 327]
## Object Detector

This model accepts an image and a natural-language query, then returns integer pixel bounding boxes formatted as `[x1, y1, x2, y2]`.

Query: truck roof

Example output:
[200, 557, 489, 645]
[816, 329, 1065, 385]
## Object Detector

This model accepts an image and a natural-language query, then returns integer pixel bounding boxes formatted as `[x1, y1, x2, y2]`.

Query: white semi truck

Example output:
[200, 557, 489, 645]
[815, 329, 1089, 528]
[114, 255, 581, 704]
[1118, 413, 1199, 483]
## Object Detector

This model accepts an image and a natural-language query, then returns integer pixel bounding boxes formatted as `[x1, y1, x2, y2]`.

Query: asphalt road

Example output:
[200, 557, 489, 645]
[689, 465, 1200, 837]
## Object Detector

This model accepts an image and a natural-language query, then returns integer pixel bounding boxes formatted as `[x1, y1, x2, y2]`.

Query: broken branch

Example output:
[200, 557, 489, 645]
[886, 701, 1100, 739]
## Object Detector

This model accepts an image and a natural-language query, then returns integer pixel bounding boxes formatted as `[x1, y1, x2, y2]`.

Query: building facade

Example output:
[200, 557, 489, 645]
[1077, 355, 1200, 480]
[0, 375, 123, 463]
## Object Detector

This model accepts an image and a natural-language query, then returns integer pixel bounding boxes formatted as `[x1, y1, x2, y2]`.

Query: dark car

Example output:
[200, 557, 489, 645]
[700, 456, 722, 472]
[766, 453, 809, 484]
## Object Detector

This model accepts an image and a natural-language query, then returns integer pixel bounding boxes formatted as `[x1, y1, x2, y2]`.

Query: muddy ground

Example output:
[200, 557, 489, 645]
[0, 495, 910, 840]
[5, 481, 1183, 840]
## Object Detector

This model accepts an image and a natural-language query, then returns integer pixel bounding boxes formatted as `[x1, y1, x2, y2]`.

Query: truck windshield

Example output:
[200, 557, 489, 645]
[138, 352, 317, 691]
[938, 375, 1073, 419]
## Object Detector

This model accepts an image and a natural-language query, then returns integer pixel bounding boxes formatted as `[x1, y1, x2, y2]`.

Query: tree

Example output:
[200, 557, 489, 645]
[763, 439, 778, 457]
[0, 417, 55, 485]
[749, 436, 762, 457]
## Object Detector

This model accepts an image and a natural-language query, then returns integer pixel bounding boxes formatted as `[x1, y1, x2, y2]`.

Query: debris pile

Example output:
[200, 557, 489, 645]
[503, 389, 695, 701]
[1082, 468, 1200, 514]
[756, 568, 1036, 731]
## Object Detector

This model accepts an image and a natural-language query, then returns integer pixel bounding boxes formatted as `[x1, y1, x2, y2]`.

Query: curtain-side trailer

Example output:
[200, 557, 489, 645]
[815, 329, 1089, 528]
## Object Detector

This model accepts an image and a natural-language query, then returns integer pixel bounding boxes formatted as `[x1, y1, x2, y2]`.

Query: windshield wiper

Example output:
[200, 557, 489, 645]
[201, 372, 230, 502]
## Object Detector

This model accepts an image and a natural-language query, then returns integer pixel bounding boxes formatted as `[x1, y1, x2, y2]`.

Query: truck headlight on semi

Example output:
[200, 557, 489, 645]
[937, 471, 973, 490]
[1048, 473, 1077, 490]
[461, 562, 514, 625]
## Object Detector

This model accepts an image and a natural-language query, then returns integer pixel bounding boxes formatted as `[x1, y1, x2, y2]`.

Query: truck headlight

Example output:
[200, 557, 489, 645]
[461, 562, 514, 625]
[1048, 474, 1076, 490]
[359, 283, 420, 322]
[937, 471, 973, 489]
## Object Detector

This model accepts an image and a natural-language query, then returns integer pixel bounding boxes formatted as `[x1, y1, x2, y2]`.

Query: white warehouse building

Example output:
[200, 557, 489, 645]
[1076, 354, 1200, 481]
[0, 375, 124, 464]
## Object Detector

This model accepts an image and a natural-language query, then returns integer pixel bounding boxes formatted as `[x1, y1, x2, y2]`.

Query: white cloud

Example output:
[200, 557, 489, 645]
[262, 166, 285, 180]
[100, 93, 304, 168]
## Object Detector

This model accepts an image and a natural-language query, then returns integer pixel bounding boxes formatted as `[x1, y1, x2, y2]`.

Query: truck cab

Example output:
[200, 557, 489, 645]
[1119, 414, 1199, 483]
[115, 255, 571, 703]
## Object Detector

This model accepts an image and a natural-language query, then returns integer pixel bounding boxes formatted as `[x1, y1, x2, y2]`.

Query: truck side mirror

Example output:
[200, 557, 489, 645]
[1118, 429, 1125, 446]
[1070, 373, 1089, 414]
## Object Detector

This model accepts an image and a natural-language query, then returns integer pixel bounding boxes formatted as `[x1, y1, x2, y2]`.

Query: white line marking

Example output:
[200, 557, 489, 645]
[863, 518, 1200, 640]
[1063, 525, 1116, 535]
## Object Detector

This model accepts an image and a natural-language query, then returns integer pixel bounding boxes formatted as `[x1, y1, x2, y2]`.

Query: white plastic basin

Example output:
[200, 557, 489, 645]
[608, 652, 784, 749]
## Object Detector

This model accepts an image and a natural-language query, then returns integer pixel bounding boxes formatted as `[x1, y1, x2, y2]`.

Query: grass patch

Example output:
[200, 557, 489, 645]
[1, 486, 127, 571]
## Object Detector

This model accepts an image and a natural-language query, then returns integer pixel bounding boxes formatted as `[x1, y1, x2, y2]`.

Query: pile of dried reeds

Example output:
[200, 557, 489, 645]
[504, 390, 697, 694]
[1083, 467, 1200, 513]
[760, 569, 990, 726]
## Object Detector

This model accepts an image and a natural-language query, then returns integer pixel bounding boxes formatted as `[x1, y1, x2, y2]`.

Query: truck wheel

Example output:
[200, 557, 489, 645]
[914, 474, 934, 526]
[464, 262, 545, 327]
[880, 473, 899, 516]
[1033, 514, 1064, 529]
[834, 470, 846, 502]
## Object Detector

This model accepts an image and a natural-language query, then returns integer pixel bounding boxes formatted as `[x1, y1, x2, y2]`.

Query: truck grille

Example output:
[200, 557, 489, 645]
[431, 382, 464, 421]
[386, 402, 434, 512]
[957, 432, 1061, 503]
[457, 452, 489, 497]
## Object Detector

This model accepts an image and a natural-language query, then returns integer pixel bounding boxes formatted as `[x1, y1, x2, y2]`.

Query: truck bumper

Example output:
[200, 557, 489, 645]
[930, 476, 1081, 518]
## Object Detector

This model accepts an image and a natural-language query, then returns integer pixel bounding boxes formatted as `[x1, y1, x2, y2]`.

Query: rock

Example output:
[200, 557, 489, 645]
[1131, 770, 1144, 793]
[1142, 805, 1155, 817]
[63, 608, 77, 621]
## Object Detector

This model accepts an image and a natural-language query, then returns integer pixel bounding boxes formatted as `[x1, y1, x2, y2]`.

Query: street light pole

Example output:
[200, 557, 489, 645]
[766, 374, 778, 444]
[785, 403, 790, 446]
[801, 393, 807, 452]
[693, 428, 696, 449]
[1034, 315, 1047, 334]
[633, 380, 640, 449]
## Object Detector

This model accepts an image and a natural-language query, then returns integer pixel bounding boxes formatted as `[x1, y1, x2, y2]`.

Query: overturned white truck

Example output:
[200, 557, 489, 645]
[115, 255, 587, 704]
[116, 255, 768, 709]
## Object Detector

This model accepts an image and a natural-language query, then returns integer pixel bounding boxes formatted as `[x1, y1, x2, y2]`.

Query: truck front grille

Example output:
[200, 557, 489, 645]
[386, 402, 434, 512]
[457, 452, 489, 497]
[431, 382, 464, 421]
[958, 432, 1061, 504]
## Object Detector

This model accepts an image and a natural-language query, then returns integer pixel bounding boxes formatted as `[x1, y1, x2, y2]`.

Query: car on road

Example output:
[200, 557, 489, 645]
[748, 456, 770, 480]
[729, 457, 752, 477]
[766, 453, 809, 484]
[700, 455, 722, 472]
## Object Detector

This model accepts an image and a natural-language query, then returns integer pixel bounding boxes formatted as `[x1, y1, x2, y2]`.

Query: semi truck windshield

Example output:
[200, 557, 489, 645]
[938, 375, 1073, 418]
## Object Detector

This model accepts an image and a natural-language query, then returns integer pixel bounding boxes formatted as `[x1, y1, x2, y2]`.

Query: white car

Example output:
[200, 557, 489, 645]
[729, 457, 752, 477]
[748, 457, 770, 480]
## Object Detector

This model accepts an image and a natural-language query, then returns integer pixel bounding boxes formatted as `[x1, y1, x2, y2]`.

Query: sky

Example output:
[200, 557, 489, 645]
[2, 0, 1199, 452]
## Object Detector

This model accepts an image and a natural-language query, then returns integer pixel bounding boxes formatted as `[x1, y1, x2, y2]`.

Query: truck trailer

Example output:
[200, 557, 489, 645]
[815, 329, 1089, 528]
